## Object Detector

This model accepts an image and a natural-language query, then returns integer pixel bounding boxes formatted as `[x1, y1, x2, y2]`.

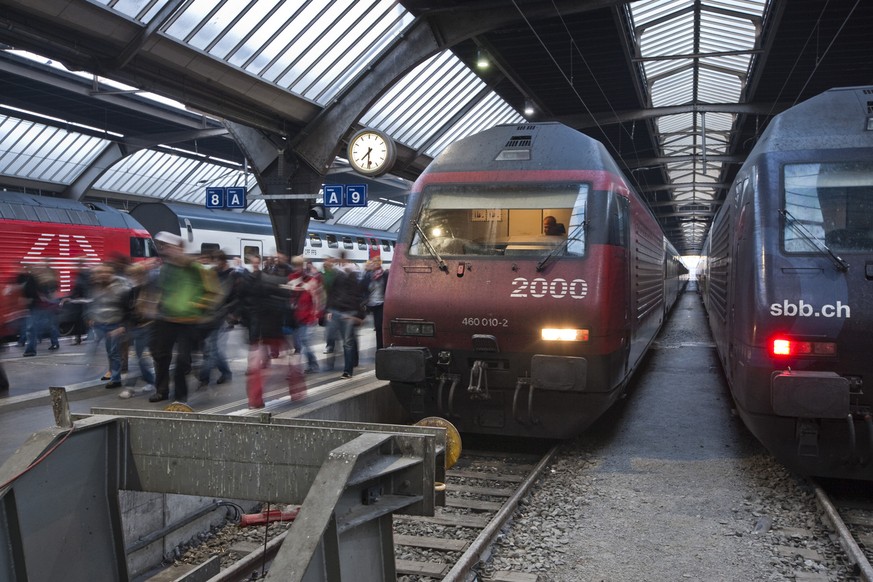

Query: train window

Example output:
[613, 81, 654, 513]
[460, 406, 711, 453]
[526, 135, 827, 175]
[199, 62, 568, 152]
[243, 246, 261, 262]
[309, 233, 323, 248]
[783, 161, 873, 253]
[201, 243, 220, 254]
[356, 237, 367, 250]
[381, 239, 391, 251]
[369, 237, 378, 249]
[130, 237, 158, 258]
[342, 236, 354, 250]
[605, 193, 629, 248]
[327, 234, 339, 248]
[410, 182, 588, 258]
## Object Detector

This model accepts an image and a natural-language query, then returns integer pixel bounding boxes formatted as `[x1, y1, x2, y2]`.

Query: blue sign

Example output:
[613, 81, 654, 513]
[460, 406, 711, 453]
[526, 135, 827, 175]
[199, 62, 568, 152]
[205, 187, 225, 208]
[346, 184, 368, 207]
[226, 187, 247, 208]
[323, 185, 344, 207]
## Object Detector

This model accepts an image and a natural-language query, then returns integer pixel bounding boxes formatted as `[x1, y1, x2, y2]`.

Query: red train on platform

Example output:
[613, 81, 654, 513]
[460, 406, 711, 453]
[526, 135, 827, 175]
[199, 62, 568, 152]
[0, 192, 157, 338]
[376, 122, 685, 438]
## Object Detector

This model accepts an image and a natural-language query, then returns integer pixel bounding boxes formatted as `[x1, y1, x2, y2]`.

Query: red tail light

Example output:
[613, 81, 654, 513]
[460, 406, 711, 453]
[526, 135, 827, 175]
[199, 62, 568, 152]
[770, 337, 837, 358]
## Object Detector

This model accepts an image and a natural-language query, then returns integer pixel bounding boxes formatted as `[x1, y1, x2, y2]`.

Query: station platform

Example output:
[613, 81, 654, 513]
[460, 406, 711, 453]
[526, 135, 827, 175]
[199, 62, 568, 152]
[0, 325, 380, 464]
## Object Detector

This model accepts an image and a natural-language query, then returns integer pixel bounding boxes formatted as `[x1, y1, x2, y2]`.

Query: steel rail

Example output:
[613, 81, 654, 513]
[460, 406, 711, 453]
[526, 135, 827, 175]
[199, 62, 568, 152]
[443, 443, 561, 581]
[811, 479, 873, 582]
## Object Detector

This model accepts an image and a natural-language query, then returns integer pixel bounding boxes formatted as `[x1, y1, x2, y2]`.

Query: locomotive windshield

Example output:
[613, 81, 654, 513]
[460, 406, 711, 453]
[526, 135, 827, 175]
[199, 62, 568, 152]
[783, 161, 873, 253]
[410, 183, 588, 258]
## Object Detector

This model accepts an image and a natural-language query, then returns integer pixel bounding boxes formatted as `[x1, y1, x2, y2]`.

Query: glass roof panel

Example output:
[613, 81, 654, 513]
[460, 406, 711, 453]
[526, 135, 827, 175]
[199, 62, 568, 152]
[361, 203, 404, 231]
[0, 115, 109, 185]
[159, 0, 413, 107]
[94, 149, 252, 203]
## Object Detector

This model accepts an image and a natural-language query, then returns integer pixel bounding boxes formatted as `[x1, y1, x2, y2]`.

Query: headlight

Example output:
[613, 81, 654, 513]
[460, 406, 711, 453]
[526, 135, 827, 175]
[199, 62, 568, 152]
[541, 328, 589, 342]
[391, 319, 436, 337]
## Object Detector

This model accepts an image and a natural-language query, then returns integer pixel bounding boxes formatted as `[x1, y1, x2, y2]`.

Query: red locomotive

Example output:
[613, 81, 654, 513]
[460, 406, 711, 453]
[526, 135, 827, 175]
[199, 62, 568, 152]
[0, 193, 156, 338]
[376, 123, 684, 438]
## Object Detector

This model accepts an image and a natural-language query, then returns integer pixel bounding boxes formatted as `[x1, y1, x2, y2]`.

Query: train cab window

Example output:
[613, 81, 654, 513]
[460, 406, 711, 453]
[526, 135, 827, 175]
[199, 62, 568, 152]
[356, 237, 367, 250]
[326, 234, 339, 248]
[308, 233, 323, 248]
[410, 182, 588, 258]
[131, 237, 159, 258]
[342, 236, 354, 250]
[783, 161, 873, 253]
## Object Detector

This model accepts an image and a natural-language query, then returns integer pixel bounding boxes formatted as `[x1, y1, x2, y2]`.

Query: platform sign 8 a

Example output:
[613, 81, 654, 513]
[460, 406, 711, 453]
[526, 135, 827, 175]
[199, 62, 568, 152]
[205, 187, 225, 208]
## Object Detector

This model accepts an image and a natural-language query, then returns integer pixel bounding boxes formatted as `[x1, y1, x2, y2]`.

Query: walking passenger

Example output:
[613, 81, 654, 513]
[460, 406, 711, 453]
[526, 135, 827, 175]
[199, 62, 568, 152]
[86, 263, 131, 389]
[198, 251, 239, 389]
[287, 255, 326, 374]
[324, 253, 366, 379]
[361, 258, 389, 350]
[148, 232, 220, 404]
[118, 260, 159, 398]
[23, 260, 60, 356]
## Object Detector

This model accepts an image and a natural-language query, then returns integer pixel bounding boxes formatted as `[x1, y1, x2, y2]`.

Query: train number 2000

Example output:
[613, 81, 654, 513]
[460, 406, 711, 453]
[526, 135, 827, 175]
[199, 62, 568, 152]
[510, 277, 589, 299]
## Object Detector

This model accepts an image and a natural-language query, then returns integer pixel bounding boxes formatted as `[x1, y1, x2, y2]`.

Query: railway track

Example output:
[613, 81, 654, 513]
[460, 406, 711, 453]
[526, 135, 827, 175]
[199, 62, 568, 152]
[161, 443, 559, 581]
[812, 479, 873, 582]
[393, 445, 559, 581]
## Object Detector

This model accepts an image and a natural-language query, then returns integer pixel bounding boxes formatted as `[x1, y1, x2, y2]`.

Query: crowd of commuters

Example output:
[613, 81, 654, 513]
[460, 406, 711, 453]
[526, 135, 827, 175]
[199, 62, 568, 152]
[3, 236, 389, 407]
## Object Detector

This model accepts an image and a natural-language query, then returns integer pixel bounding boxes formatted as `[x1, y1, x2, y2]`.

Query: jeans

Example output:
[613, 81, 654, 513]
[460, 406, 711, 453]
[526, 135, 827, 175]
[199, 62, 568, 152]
[199, 322, 232, 383]
[325, 309, 357, 376]
[294, 323, 319, 370]
[25, 308, 59, 353]
[93, 322, 123, 382]
[129, 324, 156, 386]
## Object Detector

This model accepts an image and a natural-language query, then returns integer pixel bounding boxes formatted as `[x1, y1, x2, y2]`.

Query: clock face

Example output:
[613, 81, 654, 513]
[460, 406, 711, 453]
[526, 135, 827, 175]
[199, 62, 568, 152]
[348, 130, 395, 177]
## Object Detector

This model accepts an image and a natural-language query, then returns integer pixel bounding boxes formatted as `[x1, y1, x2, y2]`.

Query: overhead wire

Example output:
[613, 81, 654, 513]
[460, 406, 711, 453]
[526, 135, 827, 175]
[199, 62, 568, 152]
[510, 0, 651, 197]
[765, 0, 860, 118]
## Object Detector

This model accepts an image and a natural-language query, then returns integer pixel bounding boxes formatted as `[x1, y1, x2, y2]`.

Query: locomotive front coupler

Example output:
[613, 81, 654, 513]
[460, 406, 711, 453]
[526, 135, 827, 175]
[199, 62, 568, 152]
[468, 360, 491, 400]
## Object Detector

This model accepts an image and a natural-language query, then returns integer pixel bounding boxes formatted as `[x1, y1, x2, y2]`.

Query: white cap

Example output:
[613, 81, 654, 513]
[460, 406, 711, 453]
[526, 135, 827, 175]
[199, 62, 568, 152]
[154, 231, 184, 247]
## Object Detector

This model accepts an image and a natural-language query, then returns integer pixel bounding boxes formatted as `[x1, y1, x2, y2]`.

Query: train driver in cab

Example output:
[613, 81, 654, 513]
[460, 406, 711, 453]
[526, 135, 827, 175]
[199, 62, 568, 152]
[543, 215, 566, 236]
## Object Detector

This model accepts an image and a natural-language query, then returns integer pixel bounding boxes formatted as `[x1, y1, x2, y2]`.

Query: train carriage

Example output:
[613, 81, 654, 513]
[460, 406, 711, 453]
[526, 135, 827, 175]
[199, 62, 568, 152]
[698, 86, 873, 479]
[128, 202, 395, 267]
[376, 123, 684, 438]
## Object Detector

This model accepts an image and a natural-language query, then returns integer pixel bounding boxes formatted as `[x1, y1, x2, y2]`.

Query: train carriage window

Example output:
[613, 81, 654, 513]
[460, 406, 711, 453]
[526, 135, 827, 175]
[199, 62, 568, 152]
[783, 162, 873, 253]
[381, 239, 391, 251]
[308, 233, 323, 248]
[410, 182, 588, 258]
[342, 236, 354, 250]
[201, 243, 220, 255]
[369, 237, 378, 249]
[327, 234, 339, 249]
[356, 237, 367, 250]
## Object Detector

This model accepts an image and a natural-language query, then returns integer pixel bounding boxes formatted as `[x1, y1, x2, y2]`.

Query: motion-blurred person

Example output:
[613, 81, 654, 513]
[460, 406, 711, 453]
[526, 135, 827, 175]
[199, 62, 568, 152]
[118, 260, 159, 398]
[241, 254, 293, 408]
[323, 253, 366, 379]
[64, 257, 92, 345]
[198, 251, 239, 389]
[320, 254, 339, 354]
[23, 259, 60, 356]
[287, 255, 326, 374]
[361, 257, 389, 350]
[148, 232, 220, 403]
[86, 263, 132, 389]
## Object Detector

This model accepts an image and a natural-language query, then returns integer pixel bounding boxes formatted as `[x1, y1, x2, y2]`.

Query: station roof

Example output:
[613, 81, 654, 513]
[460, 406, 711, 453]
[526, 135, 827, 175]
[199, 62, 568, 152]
[0, 0, 870, 254]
